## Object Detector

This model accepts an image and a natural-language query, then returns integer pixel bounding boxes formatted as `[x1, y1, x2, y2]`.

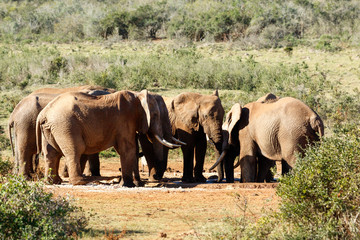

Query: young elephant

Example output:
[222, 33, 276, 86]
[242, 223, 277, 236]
[8, 86, 114, 178]
[211, 94, 324, 183]
[167, 90, 225, 183]
[36, 90, 179, 187]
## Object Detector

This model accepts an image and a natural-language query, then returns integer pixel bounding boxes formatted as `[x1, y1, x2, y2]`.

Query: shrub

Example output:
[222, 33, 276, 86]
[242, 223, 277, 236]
[276, 126, 360, 239]
[212, 126, 360, 239]
[0, 155, 12, 177]
[0, 176, 89, 240]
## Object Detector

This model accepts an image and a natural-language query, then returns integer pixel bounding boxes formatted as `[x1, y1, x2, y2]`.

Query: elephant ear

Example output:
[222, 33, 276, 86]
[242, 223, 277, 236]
[223, 103, 242, 144]
[137, 89, 151, 133]
[213, 89, 219, 97]
[172, 94, 199, 132]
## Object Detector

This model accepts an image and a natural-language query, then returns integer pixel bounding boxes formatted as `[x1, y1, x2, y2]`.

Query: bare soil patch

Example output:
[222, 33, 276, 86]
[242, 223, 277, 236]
[47, 159, 279, 239]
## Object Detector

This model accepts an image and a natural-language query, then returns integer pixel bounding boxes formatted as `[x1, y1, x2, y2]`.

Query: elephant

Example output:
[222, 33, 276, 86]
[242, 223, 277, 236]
[8, 85, 115, 178]
[36, 90, 180, 187]
[136, 93, 185, 183]
[167, 90, 225, 183]
[210, 93, 324, 183]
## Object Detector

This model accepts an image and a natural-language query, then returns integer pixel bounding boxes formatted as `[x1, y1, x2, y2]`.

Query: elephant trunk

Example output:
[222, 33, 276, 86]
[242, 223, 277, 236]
[151, 140, 166, 180]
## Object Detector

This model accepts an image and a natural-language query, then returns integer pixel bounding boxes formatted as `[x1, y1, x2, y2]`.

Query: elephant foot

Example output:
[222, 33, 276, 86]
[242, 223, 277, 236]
[120, 179, 136, 188]
[181, 176, 195, 183]
[91, 172, 101, 177]
[149, 173, 163, 182]
[134, 179, 145, 187]
[225, 178, 235, 183]
[70, 176, 88, 185]
[195, 175, 207, 183]
[47, 175, 63, 185]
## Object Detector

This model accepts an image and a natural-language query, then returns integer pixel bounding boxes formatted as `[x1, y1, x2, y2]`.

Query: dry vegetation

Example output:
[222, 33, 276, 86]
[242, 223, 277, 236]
[1, 0, 360, 239]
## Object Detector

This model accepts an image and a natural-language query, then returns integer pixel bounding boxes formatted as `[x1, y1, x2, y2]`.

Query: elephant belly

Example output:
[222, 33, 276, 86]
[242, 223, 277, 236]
[254, 133, 282, 161]
[83, 140, 114, 155]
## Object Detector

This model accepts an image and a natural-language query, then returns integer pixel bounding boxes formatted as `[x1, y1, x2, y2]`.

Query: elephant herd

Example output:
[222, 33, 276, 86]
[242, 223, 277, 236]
[8, 85, 324, 187]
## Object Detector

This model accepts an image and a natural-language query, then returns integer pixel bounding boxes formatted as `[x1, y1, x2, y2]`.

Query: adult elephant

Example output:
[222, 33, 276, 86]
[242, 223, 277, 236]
[167, 91, 225, 183]
[36, 90, 179, 186]
[8, 85, 114, 178]
[210, 93, 324, 183]
[136, 93, 185, 183]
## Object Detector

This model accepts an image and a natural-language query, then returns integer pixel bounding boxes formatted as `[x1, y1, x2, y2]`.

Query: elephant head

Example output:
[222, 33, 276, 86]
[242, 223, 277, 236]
[169, 90, 224, 151]
[137, 92, 183, 181]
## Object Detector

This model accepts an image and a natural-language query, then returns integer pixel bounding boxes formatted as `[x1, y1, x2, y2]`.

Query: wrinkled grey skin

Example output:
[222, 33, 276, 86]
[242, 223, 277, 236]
[167, 91, 225, 183]
[36, 90, 177, 187]
[8, 86, 114, 179]
[217, 94, 324, 183]
[136, 93, 175, 183]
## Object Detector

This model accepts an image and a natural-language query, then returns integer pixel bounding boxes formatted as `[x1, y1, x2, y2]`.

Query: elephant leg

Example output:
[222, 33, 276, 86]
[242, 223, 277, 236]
[133, 139, 145, 187]
[80, 155, 88, 175]
[116, 137, 136, 188]
[281, 160, 292, 175]
[61, 163, 69, 178]
[62, 154, 92, 177]
[181, 144, 195, 183]
[194, 133, 207, 183]
[138, 134, 157, 181]
[133, 158, 144, 187]
[88, 153, 100, 176]
[240, 155, 257, 182]
[32, 154, 39, 174]
[18, 148, 34, 180]
[66, 154, 87, 185]
[224, 147, 238, 183]
[42, 140, 62, 184]
[257, 155, 275, 182]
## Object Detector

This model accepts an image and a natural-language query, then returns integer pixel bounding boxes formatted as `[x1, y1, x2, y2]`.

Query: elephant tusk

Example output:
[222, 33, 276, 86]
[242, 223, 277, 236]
[154, 135, 181, 148]
[146, 134, 153, 143]
[171, 136, 187, 146]
[209, 150, 227, 171]
[234, 159, 240, 168]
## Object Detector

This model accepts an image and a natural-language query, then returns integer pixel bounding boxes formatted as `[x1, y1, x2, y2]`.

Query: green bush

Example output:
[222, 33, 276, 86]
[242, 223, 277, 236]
[0, 176, 89, 240]
[213, 126, 360, 239]
[1, 0, 360, 45]
[0, 155, 12, 177]
[276, 126, 360, 239]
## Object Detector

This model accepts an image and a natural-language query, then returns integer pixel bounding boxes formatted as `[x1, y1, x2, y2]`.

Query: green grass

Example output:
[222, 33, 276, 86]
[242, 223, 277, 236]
[1, 41, 360, 157]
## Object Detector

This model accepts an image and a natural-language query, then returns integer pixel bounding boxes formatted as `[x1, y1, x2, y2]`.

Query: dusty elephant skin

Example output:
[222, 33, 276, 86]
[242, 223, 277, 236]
[137, 93, 182, 183]
[167, 91, 225, 183]
[212, 93, 324, 183]
[36, 90, 173, 187]
[8, 85, 114, 178]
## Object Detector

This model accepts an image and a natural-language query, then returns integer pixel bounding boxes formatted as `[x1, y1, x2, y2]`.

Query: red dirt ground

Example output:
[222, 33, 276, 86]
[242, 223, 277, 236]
[47, 159, 280, 239]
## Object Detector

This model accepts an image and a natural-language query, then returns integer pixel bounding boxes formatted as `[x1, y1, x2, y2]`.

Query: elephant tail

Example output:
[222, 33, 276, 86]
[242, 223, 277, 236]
[36, 113, 45, 155]
[8, 119, 15, 157]
[310, 115, 324, 140]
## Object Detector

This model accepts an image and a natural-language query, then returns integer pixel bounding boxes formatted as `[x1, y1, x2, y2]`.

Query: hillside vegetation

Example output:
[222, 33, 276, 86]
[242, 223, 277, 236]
[0, 0, 359, 48]
[1, 1, 360, 239]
